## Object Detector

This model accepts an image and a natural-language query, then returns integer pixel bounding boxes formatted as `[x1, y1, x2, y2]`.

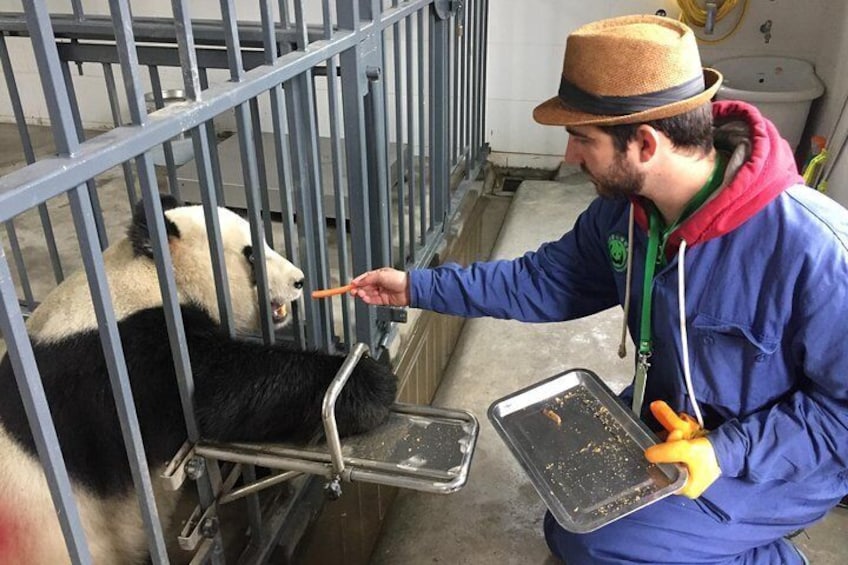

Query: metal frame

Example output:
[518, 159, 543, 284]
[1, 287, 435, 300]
[0, 0, 489, 562]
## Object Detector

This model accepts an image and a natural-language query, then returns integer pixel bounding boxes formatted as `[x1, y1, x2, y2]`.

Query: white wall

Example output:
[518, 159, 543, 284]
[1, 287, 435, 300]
[485, 0, 848, 206]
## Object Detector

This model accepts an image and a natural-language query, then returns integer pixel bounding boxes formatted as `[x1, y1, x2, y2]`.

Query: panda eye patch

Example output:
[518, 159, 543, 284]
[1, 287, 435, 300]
[242, 245, 255, 264]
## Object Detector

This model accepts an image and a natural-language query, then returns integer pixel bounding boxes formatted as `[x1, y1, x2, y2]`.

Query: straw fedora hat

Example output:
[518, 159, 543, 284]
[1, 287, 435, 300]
[533, 15, 722, 127]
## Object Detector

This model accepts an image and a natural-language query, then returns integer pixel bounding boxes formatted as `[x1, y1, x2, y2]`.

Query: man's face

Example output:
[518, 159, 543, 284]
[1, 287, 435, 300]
[564, 126, 644, 199]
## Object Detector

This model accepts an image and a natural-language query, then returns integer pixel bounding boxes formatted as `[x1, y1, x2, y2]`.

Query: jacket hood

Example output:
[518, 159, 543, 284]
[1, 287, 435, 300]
[633, 100, 803, 258]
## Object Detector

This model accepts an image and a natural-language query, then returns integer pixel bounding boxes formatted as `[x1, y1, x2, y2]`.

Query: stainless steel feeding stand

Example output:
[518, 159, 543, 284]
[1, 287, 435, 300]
[161, 343, 479, 552]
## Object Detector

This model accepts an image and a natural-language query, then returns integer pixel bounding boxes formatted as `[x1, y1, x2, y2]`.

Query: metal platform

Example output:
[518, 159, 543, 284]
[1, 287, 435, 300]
[161, 344, 479, 553]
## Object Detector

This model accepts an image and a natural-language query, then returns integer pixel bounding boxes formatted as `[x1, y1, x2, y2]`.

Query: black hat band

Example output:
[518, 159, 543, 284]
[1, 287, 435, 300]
[558, 74, 706, 116]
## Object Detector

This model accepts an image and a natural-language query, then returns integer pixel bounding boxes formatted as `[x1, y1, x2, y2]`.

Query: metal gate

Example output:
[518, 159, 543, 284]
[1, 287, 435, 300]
[0, 0, 488, 562]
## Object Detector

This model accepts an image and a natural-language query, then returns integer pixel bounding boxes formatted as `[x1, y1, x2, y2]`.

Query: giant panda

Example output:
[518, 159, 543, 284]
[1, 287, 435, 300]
[0, 196, 397, 564]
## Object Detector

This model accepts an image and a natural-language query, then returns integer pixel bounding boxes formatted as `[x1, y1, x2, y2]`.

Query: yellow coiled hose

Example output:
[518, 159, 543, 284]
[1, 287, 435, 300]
[676, 0, 748, 43]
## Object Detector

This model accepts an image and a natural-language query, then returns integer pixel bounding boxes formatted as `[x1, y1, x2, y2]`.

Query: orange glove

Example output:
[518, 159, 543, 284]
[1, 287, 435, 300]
[644, 401, 720, 499]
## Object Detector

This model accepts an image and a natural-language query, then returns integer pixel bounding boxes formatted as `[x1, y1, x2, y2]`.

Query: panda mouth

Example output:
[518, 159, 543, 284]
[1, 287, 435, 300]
[271, 301, 288, 324]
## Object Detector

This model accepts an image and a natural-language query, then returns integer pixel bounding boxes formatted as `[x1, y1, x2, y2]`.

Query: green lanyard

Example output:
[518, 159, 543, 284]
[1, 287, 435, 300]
[631, 152, 727, 416]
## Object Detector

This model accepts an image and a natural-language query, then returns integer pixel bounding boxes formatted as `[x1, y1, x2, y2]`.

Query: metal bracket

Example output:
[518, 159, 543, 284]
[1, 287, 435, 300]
[160, 441, 196, 491]
[376, 306, 407, 324]
[177, 503, 219, 551]
[434, 0, 462, 19]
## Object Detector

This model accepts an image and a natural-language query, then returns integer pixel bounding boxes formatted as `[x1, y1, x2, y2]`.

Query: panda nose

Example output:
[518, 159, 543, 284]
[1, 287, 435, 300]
[294, 278, 304, 289]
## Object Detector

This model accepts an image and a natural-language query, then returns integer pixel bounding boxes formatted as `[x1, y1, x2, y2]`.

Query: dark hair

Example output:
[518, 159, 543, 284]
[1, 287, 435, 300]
[600, 102, 714, 155]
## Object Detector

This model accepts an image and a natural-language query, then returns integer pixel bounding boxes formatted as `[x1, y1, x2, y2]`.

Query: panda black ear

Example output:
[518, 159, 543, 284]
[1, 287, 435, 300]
[128, 194, 183, 258]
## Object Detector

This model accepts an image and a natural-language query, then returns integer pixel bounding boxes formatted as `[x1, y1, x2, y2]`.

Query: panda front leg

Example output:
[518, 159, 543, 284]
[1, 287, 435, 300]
[187, 327, 397, 444]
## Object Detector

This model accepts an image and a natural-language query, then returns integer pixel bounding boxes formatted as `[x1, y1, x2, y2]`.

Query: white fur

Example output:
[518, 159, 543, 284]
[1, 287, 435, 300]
[27, 205, 304, 341]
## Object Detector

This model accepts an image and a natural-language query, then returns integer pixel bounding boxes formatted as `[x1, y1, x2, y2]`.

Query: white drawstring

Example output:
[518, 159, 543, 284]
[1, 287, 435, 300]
[618, 203, 635, 358]
[677, 239, 704, 427]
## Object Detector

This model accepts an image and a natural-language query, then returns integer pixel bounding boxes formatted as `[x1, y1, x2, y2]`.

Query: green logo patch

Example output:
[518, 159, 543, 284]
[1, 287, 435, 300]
[608, 234, 628, 272]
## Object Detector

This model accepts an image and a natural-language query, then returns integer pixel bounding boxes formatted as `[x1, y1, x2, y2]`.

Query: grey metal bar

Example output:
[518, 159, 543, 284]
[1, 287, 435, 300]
[405, 13, 416, 262]
[0, 33, 64, 284]
[480, 0, 489, 159]
[197, 68, 226, 204]
[170, 0, 202, 100]
[60, 60, 109, 250]
[147, 65, 181, 200]
[460, 1, 469, 168]
[450, 6, 458, 167]
[268, 85, 305, 347]
[392, 8, 406, 267]
[430, 11, 449, 224]
[286, 71, 332, 351]
[337, 0, 378, 350]
[102, 63, 139, 205]
[217, 0, 269, 543]
[218, 0, 276, 346]
[365, 70, 392, 269]
[470, 0, 480, 172]
[325, 53, 354, 346]
[16, 1, 100, 558]
[249, 97, 275, 247]
[0, 252, 92, 563]
[417, 10, 427, 239]
[3, 220, 35, 310]
[69, 183, 170, 564]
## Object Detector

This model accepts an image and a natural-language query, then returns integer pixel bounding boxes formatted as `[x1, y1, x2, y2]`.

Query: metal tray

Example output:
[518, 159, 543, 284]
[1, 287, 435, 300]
[488, 368, 687, 533]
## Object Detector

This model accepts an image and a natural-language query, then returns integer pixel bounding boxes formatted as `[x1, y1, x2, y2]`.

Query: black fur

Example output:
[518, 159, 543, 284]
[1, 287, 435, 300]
[127, 195, 182, 258]
[0, 304, 396, 497]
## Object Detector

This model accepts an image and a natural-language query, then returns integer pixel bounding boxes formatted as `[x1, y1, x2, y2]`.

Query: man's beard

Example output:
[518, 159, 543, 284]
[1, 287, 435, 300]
[582, 152, 645, 199]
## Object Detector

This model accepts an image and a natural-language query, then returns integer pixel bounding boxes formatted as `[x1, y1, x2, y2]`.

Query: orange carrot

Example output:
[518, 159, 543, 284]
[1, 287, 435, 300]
[311, 283, 353, 299]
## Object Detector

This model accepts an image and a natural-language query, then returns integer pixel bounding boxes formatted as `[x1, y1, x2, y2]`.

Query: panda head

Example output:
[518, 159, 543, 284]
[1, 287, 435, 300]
[127, 196, 305, 333]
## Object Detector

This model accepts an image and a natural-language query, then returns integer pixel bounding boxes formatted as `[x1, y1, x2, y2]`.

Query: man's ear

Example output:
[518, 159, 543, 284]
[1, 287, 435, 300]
[634, 124, 660, 163]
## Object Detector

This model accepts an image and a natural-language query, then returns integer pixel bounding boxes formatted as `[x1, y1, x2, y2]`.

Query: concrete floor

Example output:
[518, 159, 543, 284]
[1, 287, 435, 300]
[1, 124, 846, 563]
[370, 173, 848, 564]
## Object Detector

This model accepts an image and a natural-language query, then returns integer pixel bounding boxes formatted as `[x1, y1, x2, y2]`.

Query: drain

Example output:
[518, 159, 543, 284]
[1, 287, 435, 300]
[501, 177, 523, 192]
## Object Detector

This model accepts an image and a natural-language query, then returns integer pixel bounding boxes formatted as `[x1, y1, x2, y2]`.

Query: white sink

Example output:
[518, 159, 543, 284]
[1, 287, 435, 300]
[713, 56, 825, 150]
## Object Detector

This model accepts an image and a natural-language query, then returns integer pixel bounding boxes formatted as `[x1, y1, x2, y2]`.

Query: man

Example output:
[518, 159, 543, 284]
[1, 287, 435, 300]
[351, 15, 847, 564]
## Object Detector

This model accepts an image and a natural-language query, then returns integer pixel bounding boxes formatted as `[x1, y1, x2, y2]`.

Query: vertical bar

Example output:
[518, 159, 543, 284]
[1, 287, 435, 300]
[20, 1, 98, 559]
[198, 68, 226, 204]
[326, 54, 354, 347]
[471, 0, 481, 169]
[0, 253, 91, 564]
[218, 0, 276, 346]
[60, 61, 109, 250]
[417, 10, 426, 240]
[337, 0, 378, 350]
[364, 73, 391, 269]
[480, 0, 489, 158]
[286, 0, 333, 351]
[450, 4, 459, 167]
[430, 9, 449, 223]
[0, 34, 64, 284]
[392, 4, 406, 268]
[102, 63, 139, 205]
[148, 65, 181, 200]
[405, 13, 416, 262]
[269, 86, 305, 347]
[249, 97, 275, 246]
[4, 220, 36, 310]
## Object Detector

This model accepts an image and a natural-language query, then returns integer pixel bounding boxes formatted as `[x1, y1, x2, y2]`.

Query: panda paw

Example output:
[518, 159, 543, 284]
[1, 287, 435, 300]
[335, 355, 397, 437]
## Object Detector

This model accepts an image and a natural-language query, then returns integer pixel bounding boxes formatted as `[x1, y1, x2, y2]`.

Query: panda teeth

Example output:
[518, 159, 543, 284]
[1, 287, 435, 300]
[273, 304, 287, 319]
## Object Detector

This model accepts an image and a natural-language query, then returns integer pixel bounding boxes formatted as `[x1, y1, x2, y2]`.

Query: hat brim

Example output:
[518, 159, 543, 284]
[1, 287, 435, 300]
[533, 68, 722, 127]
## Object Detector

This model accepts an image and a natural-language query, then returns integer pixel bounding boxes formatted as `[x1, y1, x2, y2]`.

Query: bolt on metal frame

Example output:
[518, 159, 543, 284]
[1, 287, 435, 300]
[0, 0, 489, 562]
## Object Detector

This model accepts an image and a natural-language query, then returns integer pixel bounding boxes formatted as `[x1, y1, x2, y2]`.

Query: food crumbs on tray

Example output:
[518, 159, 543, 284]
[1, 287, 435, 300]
[542, 407, 562, 426]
